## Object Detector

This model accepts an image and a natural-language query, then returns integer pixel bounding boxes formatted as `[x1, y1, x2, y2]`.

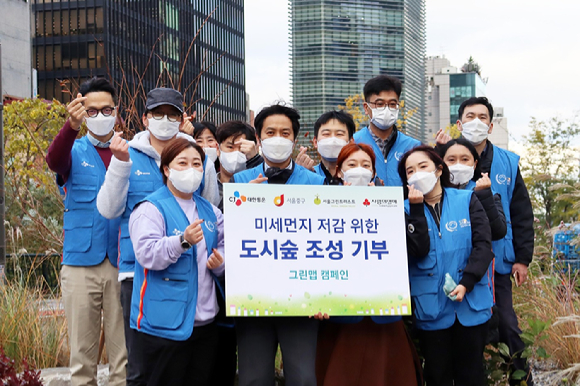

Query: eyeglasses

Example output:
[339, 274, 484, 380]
[147, 112, 182, 123]
[367, 100, 399, 112]
[86, 107, 115, 117]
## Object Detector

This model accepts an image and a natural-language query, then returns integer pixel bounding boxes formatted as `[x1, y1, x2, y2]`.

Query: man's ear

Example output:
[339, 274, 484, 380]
[348, 137, 355, 144]
[456, 120, 463, 132]
[142, 114, 149, 128]
[363, 102, 372, 118]
[313, 137, 319, 149]
[487, 122, 494, 135]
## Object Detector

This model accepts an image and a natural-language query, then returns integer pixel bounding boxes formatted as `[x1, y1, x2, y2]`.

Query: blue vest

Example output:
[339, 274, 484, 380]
[234, 163, 325, 185]
[118, 147, 210, 274]
[405, 188, 493, 331]
[314, 163, 326, 178]
[489, 146, 519, 274]
[130, 185, 218, 341]
[63, 136, 120, 267]
[354, 127, 420, 186]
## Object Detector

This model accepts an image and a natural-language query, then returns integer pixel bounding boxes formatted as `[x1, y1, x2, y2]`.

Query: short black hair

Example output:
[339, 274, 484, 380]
[313, 110, 355, 140]
[363, 75, 402, 101]
[79, 77, 116, 100]
[193, 121, 217, 140]
[457, 97, 494, 121]
[216, 121, 257, 144]
[254, 104, 300, 139]
[437, 137, 482, 181]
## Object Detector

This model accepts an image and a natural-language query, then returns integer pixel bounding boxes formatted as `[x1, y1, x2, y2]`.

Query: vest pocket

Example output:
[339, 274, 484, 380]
[410, 275, 441, 321]
[147, 278, 188, 330]
[63, 210, 94, 253]
[465, 282, 493, 312]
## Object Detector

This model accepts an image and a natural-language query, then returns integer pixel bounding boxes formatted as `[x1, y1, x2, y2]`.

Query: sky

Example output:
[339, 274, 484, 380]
[244, 0, 580, 143]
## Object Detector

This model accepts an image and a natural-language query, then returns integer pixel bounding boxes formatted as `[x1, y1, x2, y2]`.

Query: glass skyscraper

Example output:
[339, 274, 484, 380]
[32, 0, 246, 124]
[290, 0, 426, 141]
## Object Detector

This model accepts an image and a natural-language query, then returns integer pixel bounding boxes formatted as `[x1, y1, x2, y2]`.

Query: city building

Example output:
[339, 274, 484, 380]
[425, 55, 507, 148]
[1, 0, 33, 100]
[289, 0, 426, 143]
[32, 0, 246, 124]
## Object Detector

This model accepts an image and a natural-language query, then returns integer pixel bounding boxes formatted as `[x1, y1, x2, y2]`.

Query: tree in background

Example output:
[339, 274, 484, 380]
[520, 116, 580, 226]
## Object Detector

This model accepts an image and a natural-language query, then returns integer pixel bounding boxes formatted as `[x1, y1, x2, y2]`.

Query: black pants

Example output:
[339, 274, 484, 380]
[495, 273, 534, 386]
[210, 325, 237, 386]
[236, 317, 319, 386]
[130, 322, 219, 386]
[419, 319, 488, 386]
[120, 278, 141, 386]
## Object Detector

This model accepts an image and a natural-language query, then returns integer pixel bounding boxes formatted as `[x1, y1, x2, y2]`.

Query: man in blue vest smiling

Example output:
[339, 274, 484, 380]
[232, 104, 324, 386]
[355, 75, 421, 186]
[46, 77, 127, 386]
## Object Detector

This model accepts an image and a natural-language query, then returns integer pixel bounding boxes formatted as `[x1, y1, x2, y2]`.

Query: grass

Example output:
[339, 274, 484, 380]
[0, 272, 68, 372]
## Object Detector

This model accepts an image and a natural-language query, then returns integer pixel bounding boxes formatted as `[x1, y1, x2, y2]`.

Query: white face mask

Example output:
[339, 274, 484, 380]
[460, 118, 490, 145]
[85, 113, 115, 136]
[448, 163, 475, 186]
[168, 167, 203, 194]
[370, 107, 398, 131]
[317, 137, 348, 161]
[408, 170, 439, 195]
[203, 147, 218, 163]
[219, 150, 246, 174]
[342, 167, 374, 186]
[261, 137, 294, 163]
[148, 116, 180, 141]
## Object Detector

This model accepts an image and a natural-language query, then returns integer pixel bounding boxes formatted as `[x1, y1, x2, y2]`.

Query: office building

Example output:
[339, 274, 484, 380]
[32, 0, 246, 123]
[289, 0, 426, 143]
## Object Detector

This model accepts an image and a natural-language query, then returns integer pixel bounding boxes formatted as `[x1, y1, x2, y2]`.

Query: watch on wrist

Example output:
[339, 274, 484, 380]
[180, 234, 192, 250]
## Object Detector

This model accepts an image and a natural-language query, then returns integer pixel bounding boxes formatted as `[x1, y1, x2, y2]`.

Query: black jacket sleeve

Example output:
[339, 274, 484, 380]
[474, 188, 507, 241]
[405, 203, 430, 258]
[246, 154, 264, 169]
[459, 194, 494, 292]
[510, 168, 534, 266]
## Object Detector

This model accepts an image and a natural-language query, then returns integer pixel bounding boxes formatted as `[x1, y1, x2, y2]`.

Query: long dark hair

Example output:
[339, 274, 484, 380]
[397, 145, 456, 198]
[437, 138, 482, 181]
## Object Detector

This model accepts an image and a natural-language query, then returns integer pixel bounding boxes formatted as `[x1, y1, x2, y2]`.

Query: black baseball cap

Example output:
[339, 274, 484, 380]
[145, 87, 184, 113]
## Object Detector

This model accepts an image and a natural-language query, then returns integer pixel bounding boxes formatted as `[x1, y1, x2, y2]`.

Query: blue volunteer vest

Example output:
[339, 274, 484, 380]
[118, 147, 208, 274]
[489, 146, 519, 275]
[233, 163, 325, 185]
[130, 185, 218, 341]
[354, 126, 420, 186]
[405, 188, 493, 331]
[62, 136, 120, 267]
[314, 163, 325, 178]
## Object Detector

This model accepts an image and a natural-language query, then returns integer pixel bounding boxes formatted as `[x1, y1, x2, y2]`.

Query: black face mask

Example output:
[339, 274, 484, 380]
[264, 163, 295, 185]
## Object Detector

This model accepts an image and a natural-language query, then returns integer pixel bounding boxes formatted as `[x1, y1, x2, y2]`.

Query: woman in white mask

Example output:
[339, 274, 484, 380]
[439, 138, 507, 241]
[333, 143, 376, 186]
[128, 138, 225, 386]
[314, 142, 422, 386]
[398, 146, 494, 386]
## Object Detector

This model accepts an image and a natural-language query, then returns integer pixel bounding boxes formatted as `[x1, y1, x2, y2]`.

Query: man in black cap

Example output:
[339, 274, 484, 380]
[96, 87, 219, 385]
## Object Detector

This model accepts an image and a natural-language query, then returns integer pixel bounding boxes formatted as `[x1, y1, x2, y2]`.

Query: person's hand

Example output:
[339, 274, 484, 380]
[474, 172, 491, 191]
[435, 128, 452, 146]
[238, 139, 259, 159]
[407, 185, 424, 204]
[184, 219, 204, 245]
[295, 146, 315, 171]
[67, 93, 88, 131]
[449, 284, 467, 302]
[179, 113, 194, 136]
[310, 312, 329, 320]
[249, 173, 268, 184]
[512, 263, 528, 286]
[110, 131, 130, 162]
[207, 248, 224, 269]
[375, 178, 385, 186]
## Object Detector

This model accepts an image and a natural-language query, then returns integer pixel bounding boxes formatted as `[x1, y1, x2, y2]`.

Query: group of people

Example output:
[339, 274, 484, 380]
[46, 74, 534, 386]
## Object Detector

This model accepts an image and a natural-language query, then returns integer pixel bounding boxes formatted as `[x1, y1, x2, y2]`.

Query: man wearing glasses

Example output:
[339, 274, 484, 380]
[354, 75, 421, 186]
[96, 87, 219, 385]
[46, 77, 127, 386]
